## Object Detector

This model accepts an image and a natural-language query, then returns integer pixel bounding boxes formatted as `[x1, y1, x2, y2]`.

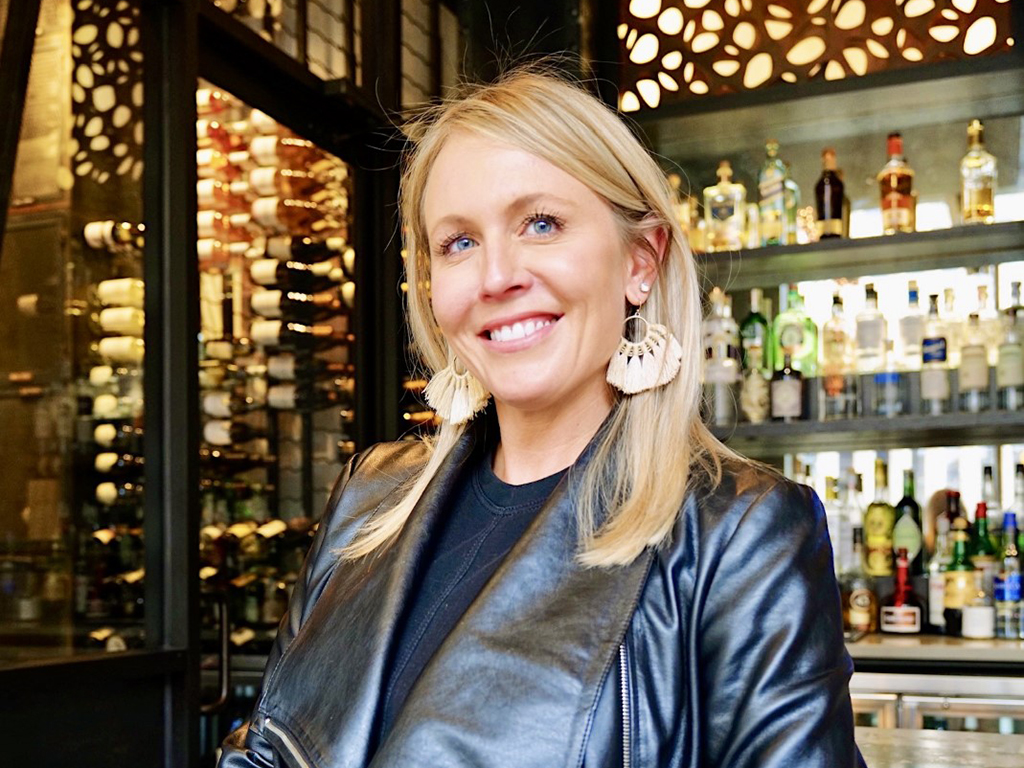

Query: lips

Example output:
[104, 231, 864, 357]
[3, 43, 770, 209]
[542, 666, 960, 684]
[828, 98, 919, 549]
[480, 313, 562, 343]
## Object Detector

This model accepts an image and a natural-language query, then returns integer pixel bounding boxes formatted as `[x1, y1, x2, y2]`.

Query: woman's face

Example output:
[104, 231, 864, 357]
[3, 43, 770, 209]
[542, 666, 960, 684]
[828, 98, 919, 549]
[423, 131, 655, 415]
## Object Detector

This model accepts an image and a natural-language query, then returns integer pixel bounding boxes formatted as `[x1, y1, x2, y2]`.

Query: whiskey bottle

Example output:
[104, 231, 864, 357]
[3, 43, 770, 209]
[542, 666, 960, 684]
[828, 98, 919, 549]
[960, 119, 997, 225]
[921, 294, 951, 415]
[770, 352, 803, 422]
[958, 313, 990, 413]
[815, 148, 845, 239]
[703, 160, 746, 253]
[758, 140, 787, 247]
[877, 132, 915, 235]
[841, 527, 878, 633]
[863, 459, 895, 577]
[881, 549, 924, 634]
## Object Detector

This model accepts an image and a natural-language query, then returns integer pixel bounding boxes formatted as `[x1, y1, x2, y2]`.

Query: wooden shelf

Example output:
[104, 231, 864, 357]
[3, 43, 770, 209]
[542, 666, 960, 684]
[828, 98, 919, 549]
[712, 410, 1024, 459]
[638, 55, 1024, 162]
[696, 220, 1024, 292]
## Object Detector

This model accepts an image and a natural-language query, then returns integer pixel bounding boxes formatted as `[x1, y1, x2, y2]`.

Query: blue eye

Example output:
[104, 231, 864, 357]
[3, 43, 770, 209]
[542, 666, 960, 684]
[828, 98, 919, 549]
[451, 236, 475, 252]
[526, 217, 558, 236]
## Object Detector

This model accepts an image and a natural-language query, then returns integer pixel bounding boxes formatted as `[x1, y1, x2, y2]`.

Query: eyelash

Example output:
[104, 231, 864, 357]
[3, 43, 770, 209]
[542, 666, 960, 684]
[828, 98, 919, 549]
[436, 210, 565, 256]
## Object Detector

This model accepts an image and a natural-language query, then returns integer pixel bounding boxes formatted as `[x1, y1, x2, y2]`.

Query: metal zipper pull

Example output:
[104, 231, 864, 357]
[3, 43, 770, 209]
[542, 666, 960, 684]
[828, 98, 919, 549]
[619, 643, 632, 768]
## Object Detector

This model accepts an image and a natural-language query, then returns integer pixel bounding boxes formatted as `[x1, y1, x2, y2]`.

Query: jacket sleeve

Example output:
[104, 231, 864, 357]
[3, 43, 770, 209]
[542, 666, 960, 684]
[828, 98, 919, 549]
[697, 480, 865, 768]
[217, 450, 365, 768]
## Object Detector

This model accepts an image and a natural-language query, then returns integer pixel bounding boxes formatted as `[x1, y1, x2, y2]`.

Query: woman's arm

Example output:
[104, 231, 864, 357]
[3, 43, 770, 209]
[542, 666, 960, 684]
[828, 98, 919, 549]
[698, 479, 865, 768]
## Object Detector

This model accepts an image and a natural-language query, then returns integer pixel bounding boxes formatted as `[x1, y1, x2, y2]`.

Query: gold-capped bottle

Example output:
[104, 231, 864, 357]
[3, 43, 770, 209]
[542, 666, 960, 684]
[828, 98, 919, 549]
[960, 119, 997, 225]
[863, 459, 895, 577]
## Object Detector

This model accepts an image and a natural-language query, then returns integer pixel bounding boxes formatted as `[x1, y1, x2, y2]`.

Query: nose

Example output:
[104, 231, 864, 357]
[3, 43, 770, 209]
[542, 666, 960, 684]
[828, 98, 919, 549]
[478, 241, 532, 300]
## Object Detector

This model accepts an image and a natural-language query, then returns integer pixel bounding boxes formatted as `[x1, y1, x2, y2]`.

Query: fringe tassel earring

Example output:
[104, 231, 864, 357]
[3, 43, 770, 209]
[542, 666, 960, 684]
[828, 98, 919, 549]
[423, 356, 491, 425]
[606, 311, 683, 395]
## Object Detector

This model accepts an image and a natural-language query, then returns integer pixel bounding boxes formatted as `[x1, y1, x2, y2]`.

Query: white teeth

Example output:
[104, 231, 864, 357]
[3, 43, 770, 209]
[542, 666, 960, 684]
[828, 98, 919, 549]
[487, 317, 554, 343]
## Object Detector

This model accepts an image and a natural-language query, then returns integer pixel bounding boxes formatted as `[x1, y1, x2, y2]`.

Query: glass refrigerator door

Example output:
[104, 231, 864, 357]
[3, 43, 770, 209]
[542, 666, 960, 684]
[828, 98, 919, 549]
[902, 695, 1024, 734]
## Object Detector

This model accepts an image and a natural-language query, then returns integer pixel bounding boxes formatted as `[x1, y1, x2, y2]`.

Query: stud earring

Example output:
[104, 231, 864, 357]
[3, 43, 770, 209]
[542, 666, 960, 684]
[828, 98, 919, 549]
[423, 355, 491, 425]
[639, 282, 651, 293]
[606, 310, 682, 394]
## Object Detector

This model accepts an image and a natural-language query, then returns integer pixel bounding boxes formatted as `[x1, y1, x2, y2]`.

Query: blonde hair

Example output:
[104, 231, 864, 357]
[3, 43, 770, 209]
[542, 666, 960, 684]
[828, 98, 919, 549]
[342, 62, 737, 568]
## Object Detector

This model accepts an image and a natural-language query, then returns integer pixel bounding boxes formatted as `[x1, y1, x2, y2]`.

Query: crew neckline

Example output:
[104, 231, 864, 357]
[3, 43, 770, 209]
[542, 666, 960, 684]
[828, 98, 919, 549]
[472, 449, 568, 516]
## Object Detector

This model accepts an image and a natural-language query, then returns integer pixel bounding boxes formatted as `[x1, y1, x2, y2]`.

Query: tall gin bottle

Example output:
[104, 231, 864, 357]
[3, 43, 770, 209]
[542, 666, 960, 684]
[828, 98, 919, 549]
[961, 119, 997, 225]
[921, 294, 951, 415]
[772, 285, 819, 377]
[898, 281, 925, 371]
[856, 283, 887, 374]
[704, 161, 746, 253]
[958, 313, 990, 413]
[998, 309, 1024, 411]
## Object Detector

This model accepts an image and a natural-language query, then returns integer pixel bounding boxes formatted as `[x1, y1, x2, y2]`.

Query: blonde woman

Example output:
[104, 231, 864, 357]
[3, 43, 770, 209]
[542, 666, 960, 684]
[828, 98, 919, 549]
[220, 66, 864, 768]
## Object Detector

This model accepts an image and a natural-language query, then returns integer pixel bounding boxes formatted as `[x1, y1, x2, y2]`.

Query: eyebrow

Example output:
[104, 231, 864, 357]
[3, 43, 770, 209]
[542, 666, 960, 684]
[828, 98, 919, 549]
[428, 192, 576, 238]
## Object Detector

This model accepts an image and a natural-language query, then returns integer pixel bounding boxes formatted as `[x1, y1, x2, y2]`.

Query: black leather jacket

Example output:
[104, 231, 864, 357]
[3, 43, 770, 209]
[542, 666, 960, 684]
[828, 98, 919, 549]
[220, 424, 865, 768]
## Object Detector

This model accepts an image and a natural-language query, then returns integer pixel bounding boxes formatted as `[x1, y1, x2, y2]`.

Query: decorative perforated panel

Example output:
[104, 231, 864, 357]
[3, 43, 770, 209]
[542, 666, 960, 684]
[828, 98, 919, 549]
[617, 0, 1016, 112]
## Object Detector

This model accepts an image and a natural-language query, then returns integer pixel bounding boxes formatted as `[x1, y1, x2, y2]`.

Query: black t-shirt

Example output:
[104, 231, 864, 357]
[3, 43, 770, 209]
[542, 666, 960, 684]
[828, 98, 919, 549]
[378, 439, 567, 738]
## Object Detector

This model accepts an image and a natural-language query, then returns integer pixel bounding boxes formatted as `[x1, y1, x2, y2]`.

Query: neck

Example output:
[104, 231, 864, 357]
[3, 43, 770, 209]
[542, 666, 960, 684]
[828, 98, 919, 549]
[490, 376, 615, 485]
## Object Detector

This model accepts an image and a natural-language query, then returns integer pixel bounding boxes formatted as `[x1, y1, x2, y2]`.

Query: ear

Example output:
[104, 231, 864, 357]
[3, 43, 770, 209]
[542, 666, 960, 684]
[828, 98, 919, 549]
[624, 223, 668, 306]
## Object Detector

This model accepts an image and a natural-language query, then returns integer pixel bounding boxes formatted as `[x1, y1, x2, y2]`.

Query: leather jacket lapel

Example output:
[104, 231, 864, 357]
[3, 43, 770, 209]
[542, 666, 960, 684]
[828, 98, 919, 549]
[370, 430, 655, 768]
[261, 427, 480, 768]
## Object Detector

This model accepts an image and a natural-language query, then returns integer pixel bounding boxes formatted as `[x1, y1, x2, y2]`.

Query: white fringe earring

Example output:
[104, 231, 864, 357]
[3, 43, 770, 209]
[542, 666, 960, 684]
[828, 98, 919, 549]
[606, 311, 683, 395]
[423, 355, 491, 425]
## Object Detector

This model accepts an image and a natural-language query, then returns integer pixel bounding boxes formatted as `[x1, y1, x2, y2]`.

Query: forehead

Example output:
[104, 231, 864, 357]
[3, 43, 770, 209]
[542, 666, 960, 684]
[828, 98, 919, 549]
[422, 132, 595, 228]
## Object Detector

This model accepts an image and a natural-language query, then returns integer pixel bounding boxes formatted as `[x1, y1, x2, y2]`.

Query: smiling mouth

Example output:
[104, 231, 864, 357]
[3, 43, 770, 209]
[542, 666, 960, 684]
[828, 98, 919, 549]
[483, 315, 562, 343]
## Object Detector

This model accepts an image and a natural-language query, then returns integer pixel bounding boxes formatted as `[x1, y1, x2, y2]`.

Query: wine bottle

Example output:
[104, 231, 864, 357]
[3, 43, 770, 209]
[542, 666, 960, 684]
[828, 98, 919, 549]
[267, 381, 353, 410]
[265, 353, 352, 382]
[197, 148, 243, 181]
[249, 319, 353, 350]
[197, 238, 250, 267]
[97, 307, 145, 336]
[95, 480, 144, 506]
[202, 419, 266, 446]
[249, 135, 325, 167]
[250, 196, 335, 231]
[250, 258, 344, 293]
[92, 337, 145, 365]
[250, 288, 344, 320]
[201, 390, 264, 418]
[196, 178, 248, 213]
[96, 278, 145, 309]
[196, 87, 239, 116]
[197, 210, 253, 241]
[248, 166, 335, 199]
[94, 452, 145, 475]
[83, 220, 145, 253]
[94, 423, 144, 451]
[263, 236, 353, 274]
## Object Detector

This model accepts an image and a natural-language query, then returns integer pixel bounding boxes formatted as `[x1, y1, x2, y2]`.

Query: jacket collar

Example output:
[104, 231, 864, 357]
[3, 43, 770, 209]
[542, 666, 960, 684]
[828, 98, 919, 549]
[263, 408, 654, 768]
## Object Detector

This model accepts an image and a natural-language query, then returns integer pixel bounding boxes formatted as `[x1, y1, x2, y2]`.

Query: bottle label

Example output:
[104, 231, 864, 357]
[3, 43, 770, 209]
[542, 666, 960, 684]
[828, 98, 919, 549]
[249, 166, 279, 197]
[817, 219, 843, 237]
[922, 337, 947, 364]
[268, 384, 297, 410]
[882, 197, 912, 228]
[251, 196, 283, 230]
[943, 571, 974, 609]
[928, 574, 946, 627]
[705, 359, 738, 384]
[250, 135, 279, 167]
[203, 391, 233, 419]
[250, 259, 281, 286]
[251, 289, 284, 318]
[921, 367, 950, 400]
[710, 201, 735, 222]
[997, 343, 1024, 388]
[740, 370, 770, 423]
[856, 321, 884, 353]
[961, 605, 996, 639]
[959, 345, 989, 390]
[994, 572, 1022, 602]
[778, 322, 804, 350]
[881, 605, 921, 634]
[848, 588, 875, 631]
[97, 277, 144, 308]
[892, 515, 923, 562]
[771, 378, 802, 418]
[267, 355, 296, 380]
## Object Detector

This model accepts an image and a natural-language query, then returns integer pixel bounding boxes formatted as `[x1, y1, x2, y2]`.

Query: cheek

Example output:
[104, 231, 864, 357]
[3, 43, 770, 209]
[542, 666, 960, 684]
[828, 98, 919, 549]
[429, 267, 473, 336]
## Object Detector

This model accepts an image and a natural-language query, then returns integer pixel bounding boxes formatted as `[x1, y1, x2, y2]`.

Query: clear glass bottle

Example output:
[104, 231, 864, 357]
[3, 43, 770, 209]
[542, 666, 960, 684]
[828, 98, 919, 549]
[704, 161, 746, 253]
[958, 313, 991, 413]
[928, 512, 952, 633]
[824, 477, 843, 576]
[783, 170, 801, 246]
[771, 352, 804, 422]
[970, 502, 999, 598]
[821, 293, 856, 419]
[921, 294, 951, 415]
[993, 511, 1022, 639]
[942, 288, 963, 368]
[702, 288, 739, 427]
[758, 140, 787, 247]
[998, 310, 1024, 411]
[898, 280, 925, 371]
[772, 285, 819, 377]
[815, 147, 845, 239]
[961, 119, 997, 225]
[983, 465, 1004, 548]
[976, 284, 1003, 365]
[856, 283, 887, 374]
[877, 132, 916, 235]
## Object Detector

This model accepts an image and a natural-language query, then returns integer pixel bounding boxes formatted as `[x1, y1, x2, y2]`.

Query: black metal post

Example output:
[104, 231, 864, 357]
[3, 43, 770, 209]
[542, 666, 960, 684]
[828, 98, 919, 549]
[142, 0, 201, 766]
[0, 0, 43, 258]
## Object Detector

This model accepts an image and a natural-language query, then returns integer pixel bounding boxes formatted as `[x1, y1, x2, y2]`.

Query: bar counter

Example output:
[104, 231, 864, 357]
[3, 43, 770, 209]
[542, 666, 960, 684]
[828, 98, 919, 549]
[856, 727, 1024, 766]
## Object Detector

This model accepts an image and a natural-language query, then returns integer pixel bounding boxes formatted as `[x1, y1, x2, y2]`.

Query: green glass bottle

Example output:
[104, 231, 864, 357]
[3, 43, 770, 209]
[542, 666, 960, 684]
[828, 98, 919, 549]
[943, 516, 977, 637]
[758, 139, 788, 247]
[772, 285, 819, 377]
[740, 287, 773, 375]
[970, 501, 999, 597]
[864, 459, 896, 577]
[893, 469, 923, 575]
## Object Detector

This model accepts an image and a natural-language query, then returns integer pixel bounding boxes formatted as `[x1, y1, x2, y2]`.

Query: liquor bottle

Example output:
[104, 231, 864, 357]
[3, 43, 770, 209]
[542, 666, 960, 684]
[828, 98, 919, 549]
[249, 319, 354, 351]
[758, 140, 787, 247]
[250, 288, 344, 321]
[855, 283, 887, 374]
[943, 516, 976, 637]
[94, 452, 145, 476]
[969, 502, 999, 597]
[958, 313, 990, 413]
[841, 527, 878, 633]
[877, 132, 915, 235]
[250, 258, 344, 293]
[739, 289, 771, 424]
[881, 548, 925, 634]
[703, 161, 746, 253]
[864, 459, 896, 577]
[898, 281, 925, 371]
[815, 148, 844, 239]
[893, 469, 923, 576]
[993, 511, 1022, 639]
[942, 288, 963, 368]
[702, 288, 739, 427]
[782, 170, 801, 246]
[974, 284, 1002, 365]
[983, 465, 1003, 548]
[770, 352, 803, 422]
[997, 309, 1024, 410]
[95, 480, 144, 507]
[202, 419, 266, 446]
[772, 285, 818, 377]
[837, 470, 861, 573]
[267, 382, 353, 410]
[921, 294, 951, 415]
[927, 511, 951, 633]
[824, 477, 843, 576]
[961, 570, 996, 639]
[821, 293, 855, 419]
[266, 354, 353, 382]
[1005, 281, 1024, 322]
[960, 119, 997, 225]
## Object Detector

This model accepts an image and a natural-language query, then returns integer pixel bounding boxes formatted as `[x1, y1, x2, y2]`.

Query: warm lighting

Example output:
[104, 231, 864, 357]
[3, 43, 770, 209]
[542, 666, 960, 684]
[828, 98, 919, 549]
[629, 33, 659, 64]
[657, 8, 684, 35]
[628, 0, 660, 20]
[963, 16, 997, 54]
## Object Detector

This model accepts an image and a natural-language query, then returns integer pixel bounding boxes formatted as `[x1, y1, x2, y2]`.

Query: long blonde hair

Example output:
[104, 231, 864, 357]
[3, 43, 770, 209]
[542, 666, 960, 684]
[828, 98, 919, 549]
[342, 62, 735, 568]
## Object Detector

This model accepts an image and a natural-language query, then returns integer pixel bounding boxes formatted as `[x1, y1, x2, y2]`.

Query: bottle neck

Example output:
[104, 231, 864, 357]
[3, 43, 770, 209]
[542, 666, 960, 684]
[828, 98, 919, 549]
[903, 474, 915, 499]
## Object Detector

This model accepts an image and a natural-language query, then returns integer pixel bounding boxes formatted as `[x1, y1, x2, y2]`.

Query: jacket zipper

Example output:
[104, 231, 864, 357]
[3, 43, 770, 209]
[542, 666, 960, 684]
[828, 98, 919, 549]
[264, 717, 313, 768]
[619, 643, 631, 768]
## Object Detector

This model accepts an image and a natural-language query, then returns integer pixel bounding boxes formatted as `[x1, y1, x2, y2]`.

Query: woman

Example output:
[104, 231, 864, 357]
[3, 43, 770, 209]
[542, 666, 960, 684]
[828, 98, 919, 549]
[220, 65, 864, 768]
